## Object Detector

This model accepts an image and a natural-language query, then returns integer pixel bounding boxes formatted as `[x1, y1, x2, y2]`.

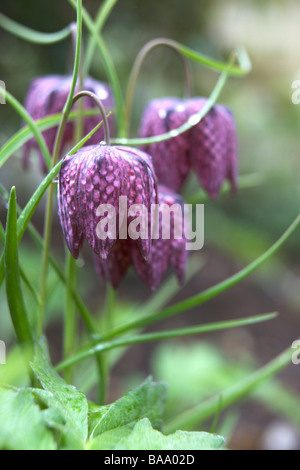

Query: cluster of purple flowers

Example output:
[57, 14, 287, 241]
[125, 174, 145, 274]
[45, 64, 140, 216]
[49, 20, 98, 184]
[23, 73, 238, 290]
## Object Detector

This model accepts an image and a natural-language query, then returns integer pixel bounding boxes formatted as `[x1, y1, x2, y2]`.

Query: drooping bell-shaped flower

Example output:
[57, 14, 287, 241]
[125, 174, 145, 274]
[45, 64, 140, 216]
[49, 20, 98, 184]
[139, 97, 238, 198]
[94, 240, 131, 290]
[131, 184, 188, 290]
[138, 98, 191, 192]
[94, 185, 188, 291]
[23, 75, 114, 172]
[57, 144, 158, 262]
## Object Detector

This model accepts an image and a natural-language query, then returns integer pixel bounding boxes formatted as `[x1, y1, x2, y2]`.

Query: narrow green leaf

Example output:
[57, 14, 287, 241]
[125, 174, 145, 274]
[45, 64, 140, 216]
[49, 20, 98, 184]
[0, 12, 72, 44]
[165, 340, 298, 433]
[103, 213, 300, 338]
[0, 388, 56, 450]
[0, 108, 101, 170]
[116, 418, 225, 450]
[84, 0, 119, 75]
[56, 313, 277, 371]
[0, 89, 52, 169]
[68, 0, 125, 137]
[176, 42, 251, 75]
[31, 339, 88, 442]
[4, 187, 33, 346]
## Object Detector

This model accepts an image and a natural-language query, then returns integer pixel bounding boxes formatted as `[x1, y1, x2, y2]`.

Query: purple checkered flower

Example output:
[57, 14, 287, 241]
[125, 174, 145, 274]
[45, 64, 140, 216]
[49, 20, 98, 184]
[139, 97, 238, 198]
[23, 75, 114, 172]
[94, 185, 188, 291]
[131, 184, 187, 290]
[57, 144, 158, 261]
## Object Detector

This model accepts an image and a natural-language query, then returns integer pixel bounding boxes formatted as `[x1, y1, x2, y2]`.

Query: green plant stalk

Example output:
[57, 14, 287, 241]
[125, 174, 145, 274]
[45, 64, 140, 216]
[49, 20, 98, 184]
[101, 213, 300, 339]
[124, 38, 193, 134]
[97, 284, 116, 404]
[4, 187, 33, 347]
[0, 12, 72, 44]
[55, 312, 277, 371]
[68, 0, 125, 138]
[64, 250, 78, 383]
[164, 340, 298, 433]
[64, 39, 85, 383]
[83, 0, 119, 75]
[0, 89, 52, 170]
[38, 0, 83, 338]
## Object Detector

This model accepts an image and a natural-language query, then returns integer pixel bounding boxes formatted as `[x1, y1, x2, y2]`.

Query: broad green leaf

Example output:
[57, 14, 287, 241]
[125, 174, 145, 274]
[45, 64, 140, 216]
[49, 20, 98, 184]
[30, 339, 88, 442]
[116, 418, 225, 450]
[0, 388, 56, 450]
[88, 377, 167, 439]
[88, 424, 134, 450]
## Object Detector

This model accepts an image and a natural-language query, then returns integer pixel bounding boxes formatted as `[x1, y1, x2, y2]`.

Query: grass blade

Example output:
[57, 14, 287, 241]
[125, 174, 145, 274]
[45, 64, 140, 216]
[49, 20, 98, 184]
[102, 213, 300, 338]
[164, 339, 298, 433]
[4, 187, 33, 346]
[56, 312, 277, 371]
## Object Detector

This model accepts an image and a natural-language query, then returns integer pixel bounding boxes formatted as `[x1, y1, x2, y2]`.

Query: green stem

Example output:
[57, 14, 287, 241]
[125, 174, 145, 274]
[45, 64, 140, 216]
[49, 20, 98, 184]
[164, 340, 298, 433]
[55, 313, 277, 371]
[97, 284, 116, 404]
[125, 38, 193, 134]
[83, 0, 119, 76]
[37, 0, 83, 338]
[68, 0, 125, 138]
[64, 252, 77, 383]
[0, 12, 72, 44]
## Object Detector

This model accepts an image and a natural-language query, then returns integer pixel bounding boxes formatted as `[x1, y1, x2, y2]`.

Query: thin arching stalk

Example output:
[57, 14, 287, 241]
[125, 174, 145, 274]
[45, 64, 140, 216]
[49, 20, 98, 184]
[124, 38, 193, 135]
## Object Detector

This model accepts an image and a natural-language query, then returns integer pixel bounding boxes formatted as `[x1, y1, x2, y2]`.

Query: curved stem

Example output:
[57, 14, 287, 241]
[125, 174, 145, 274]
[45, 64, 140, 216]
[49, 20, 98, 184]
[38, 90, 110, 336]
[72, 91, 111, 145]
[125, 38, 193, 134]
[114, 55, 232, 147]
[0, 12, 72, 44]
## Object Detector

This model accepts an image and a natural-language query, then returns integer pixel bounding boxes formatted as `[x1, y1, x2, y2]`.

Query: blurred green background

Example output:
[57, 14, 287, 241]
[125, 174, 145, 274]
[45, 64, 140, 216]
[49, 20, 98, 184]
[1, 0, 300, 450]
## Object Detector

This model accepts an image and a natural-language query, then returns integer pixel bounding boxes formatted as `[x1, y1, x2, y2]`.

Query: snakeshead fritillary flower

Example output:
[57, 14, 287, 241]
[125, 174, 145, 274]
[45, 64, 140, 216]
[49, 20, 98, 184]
[139, 97, 238, 198]
[57, 144, 158, 261]
[94, 185, 188, 291]
[23, 75, 114, 172]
